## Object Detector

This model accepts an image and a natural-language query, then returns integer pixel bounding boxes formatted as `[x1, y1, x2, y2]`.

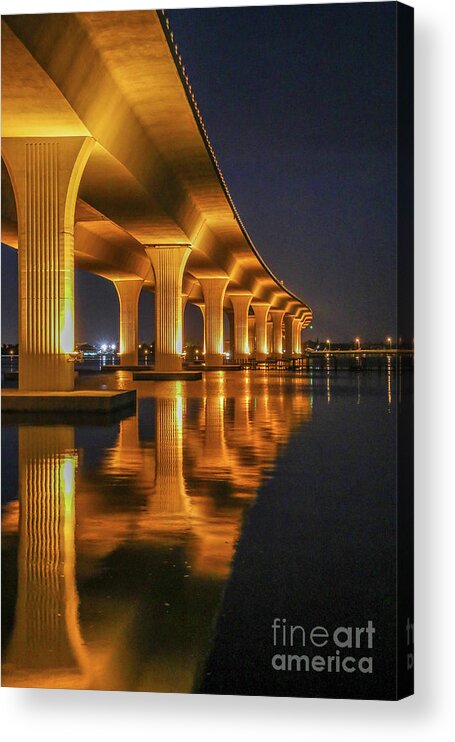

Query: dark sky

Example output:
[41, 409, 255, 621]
[1, 2, 398, 345]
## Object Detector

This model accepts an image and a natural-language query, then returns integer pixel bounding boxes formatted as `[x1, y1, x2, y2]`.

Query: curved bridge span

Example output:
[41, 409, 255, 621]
[2, 9, 313, 388]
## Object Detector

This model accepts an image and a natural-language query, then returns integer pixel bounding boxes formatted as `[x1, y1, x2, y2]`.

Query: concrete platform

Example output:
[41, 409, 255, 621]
[2, 389, 136, 413]
[79, 364, 121, 373]
[184, 364, 242, 372]
[102, 364, 154, 372]
[133, 370, 202, 381]
[205, 364, 242, 371]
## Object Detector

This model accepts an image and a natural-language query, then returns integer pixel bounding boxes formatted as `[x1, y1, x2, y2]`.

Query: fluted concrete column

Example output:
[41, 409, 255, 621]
[193, 302, 206, 355]
[2, 137, 94, 391]
[267, 322, 273, 355]
[230, 294, 252, 361]
[226, 310, 234, 359]
[248, 316, 256, 357]
[114, 279, 143, 366]
[284, 314, 294, 356]
[199, 277, 230, 367]
[146, 245, 191, 371]
[284, 315, 302, 356]
[294, 322, 303, 355]
[252, 303, 271, 360]
[270, 309, 286, 356]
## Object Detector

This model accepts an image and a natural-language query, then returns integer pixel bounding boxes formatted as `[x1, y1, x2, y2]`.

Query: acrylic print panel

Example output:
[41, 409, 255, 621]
[1, 2, 414, 700]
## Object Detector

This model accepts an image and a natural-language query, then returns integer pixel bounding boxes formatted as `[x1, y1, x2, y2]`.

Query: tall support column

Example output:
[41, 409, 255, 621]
[248, 316, 256, 357]
[267, 321, 273, 355]
[284, 314, 294, 356]
[193, 302, 206, 356]
[145, 245, 191, 372]
[270, 309, 286, 356]
[2, 137, 94, 391]
[294, 322, 303, 356]
[199, 277, 230, 367]
[291, 317, 302, 355]
[229, 294, 252, 361]
[114, 279, 143, 366]
[226, 310, 234, 359]
[252, 303, 271, 361]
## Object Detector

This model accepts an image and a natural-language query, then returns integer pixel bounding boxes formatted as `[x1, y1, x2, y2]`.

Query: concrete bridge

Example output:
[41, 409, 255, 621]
[1, 9, 313, 392]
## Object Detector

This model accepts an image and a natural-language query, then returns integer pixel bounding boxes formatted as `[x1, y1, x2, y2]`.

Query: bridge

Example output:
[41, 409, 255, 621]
[1, 9, 312, 394]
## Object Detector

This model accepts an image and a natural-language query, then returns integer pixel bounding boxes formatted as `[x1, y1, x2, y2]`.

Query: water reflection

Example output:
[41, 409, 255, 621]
[2, 372, 313, 691]
[3, 426, 90, 688]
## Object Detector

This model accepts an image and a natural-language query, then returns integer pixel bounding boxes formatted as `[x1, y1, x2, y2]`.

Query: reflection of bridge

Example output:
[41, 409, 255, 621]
[3, 375, 312, 691]
[1, 10, 313, 391]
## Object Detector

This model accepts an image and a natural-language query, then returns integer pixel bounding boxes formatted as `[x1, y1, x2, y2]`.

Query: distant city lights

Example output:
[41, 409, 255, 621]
[99, 342, 116, 353]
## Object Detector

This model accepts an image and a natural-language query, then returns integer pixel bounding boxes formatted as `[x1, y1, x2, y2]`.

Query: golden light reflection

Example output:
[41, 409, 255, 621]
[3, 373, 312, 693]
[3, 426, 89, 689]
[61, 456, 76, 501]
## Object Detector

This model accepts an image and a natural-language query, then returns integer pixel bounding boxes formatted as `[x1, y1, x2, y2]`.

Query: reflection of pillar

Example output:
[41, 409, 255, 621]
[155, 393, 187, 514]
[270, 309, 285, 356]
[252, 303, 270, 360]
[114, 279, 143, 366]
[2, 137, 94, 391]
[146, 245, 191, 371]
[4, 426, 88, 687]
[230, 294, 252, 360]
[201, 395, 226, 473]
[199, 277, 230, 367]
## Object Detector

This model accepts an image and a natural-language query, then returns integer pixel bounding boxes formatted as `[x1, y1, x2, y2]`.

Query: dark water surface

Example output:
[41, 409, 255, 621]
[2, 368, 408, 696]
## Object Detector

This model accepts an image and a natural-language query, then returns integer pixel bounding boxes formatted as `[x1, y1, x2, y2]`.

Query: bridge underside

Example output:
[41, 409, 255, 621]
[1, 10, 312, 390]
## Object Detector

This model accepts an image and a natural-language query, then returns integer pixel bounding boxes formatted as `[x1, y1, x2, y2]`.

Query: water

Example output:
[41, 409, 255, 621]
[1, 367, 410, 697]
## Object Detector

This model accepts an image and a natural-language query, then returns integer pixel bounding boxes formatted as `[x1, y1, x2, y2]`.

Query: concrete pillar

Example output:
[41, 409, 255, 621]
[248, 316, 256, 357]
[193, 302, 206, 356]
[145, 245, 191, 371]
[267, 321, 273, 355]
[226, 310, 234, 359]
[270, 309, 286, 356]
[284, 314, 294, 356]
[2, 137, 94, 391]
[230, 294, 252, 361]
[114, 279, 143, 366]
[252, 303, 271, 360]
[294, 321, 303, 355]
[284, 315, 302, 356]
[199, 277, 230, 367]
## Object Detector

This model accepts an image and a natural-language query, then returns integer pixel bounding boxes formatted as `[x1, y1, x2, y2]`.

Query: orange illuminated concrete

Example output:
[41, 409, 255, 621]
[2, 389, 136, 412]
[1, 10, 313, 385]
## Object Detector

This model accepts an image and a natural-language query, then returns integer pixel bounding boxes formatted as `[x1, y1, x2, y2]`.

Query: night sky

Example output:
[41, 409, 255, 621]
[1, 2, 398, 345]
